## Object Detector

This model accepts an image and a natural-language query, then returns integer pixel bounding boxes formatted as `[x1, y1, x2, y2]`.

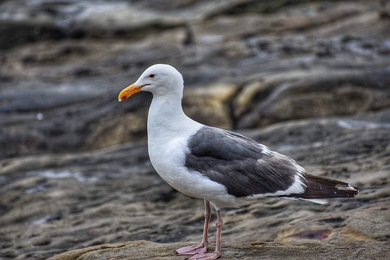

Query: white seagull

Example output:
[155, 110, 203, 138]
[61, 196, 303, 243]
[118, 64, 359, 260]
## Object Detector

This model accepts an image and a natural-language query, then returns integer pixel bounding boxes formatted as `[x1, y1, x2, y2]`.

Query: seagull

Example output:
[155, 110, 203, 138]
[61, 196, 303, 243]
[118, 64, 359, 260]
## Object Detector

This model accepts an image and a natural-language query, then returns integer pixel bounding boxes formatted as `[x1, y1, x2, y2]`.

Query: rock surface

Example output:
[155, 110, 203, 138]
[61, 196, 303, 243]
[0, 0, 389, 259]
[47, 240, 388, 260]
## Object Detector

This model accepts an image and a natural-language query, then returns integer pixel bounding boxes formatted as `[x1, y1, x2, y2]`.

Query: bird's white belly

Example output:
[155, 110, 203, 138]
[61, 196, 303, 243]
[148, 138, 237, 209]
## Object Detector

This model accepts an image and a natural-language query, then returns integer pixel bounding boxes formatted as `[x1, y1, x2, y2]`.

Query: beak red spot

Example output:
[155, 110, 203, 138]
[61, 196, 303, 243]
[121, 95, 128, 100]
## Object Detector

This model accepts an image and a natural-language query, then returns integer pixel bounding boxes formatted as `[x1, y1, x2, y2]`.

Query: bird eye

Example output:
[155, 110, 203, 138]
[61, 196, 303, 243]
[149, 74, 155, 78]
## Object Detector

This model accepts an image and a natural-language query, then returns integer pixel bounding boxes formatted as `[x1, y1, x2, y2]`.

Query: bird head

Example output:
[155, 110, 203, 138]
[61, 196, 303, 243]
[118, 64, 184, 101]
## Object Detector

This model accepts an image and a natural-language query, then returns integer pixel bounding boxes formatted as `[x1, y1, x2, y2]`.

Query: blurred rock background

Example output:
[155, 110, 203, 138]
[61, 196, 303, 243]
[0, 0, 389, 259]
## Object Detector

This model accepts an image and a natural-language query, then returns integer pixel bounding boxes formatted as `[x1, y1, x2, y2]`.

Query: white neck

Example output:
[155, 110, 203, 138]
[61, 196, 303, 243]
[147, 93, 202, 145]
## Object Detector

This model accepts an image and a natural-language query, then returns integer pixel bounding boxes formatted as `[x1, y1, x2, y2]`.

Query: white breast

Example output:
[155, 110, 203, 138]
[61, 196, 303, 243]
[148, 125, 238, 209]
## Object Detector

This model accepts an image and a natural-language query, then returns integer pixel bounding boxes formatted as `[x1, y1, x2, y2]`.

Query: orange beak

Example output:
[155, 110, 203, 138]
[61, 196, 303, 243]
[118, 83, 143, 101]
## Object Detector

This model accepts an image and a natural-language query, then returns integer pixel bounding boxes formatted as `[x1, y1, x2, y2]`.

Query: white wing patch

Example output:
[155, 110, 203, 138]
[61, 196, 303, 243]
[259, 144, 271, 156]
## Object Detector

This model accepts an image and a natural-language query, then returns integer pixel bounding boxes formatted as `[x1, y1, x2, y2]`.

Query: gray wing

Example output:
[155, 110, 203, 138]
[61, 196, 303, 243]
[185, 126, 302, 197]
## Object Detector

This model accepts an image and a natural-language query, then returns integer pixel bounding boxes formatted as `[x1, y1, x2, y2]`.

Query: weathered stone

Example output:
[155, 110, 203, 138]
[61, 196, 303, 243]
[183, 83, 238, 129]
[47, 239, 388, 260]
[0, 1, 389, 260]
[1, 108, 389, 259]
[236, 68, 390, 128]
[0, 20, 66, 50]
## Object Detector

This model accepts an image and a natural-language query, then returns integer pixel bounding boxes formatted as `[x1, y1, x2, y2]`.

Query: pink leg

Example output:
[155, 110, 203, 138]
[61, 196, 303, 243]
[186, 210, 223, 260]
[176, 200, 211, 255]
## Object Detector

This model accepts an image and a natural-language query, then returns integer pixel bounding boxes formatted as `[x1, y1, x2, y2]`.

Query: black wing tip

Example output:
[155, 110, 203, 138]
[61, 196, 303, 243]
[335, 183, 359, 197]
[286, 174, 359, 199]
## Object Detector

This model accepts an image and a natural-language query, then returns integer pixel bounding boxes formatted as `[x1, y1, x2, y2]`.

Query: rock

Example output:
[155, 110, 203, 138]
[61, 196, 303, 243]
[0, 0, 251, 49]
[235, 68, 390, 128]
[1, 108, 389, 259]
[0, 1, 390, 260]
[183, 83, 238, 129]
[47, 239, 388, 260]
[0, 20, 66, 50]
[242, 108, 390, 163]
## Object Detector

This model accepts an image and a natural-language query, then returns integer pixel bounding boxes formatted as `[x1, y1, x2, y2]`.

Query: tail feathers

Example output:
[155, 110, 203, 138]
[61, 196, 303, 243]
[282, 174, 359, 201]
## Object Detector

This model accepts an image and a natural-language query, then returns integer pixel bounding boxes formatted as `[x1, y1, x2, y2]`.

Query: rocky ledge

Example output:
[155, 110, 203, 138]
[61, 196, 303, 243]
[0, 0, 389, 259]
[48, 240, 387, 260]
